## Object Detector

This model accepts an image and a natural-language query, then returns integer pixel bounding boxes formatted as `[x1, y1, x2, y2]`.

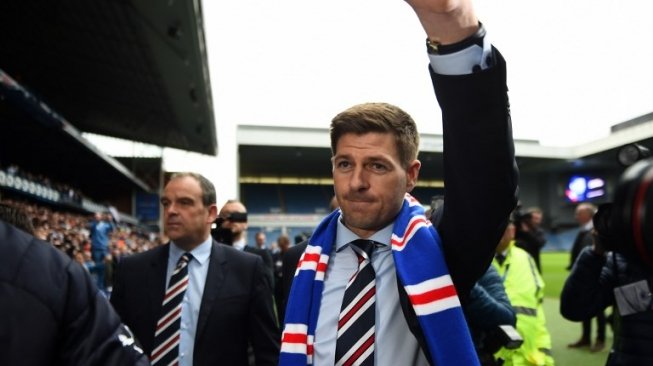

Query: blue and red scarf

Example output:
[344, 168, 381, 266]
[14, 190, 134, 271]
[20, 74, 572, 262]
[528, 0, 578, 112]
[279, 194, 478, 365]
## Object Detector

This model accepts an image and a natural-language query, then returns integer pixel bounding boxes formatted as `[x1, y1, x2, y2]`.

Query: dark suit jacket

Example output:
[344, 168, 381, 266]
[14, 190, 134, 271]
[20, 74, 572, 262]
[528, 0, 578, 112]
[111, 240, 280, 366]
[282, 48, 518, 364]
[244, 245, 274, 290]
[568, 228, 593, 270]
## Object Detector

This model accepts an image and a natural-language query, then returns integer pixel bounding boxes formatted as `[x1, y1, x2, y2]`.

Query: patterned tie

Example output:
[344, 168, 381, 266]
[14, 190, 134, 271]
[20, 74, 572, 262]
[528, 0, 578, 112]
[335, 239, 376, 366]
[150, 252, 193, 365]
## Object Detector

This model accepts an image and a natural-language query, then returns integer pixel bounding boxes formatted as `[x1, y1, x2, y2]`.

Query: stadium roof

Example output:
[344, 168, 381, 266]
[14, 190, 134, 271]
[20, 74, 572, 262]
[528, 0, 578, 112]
[0, 0, 216, 155]
[0, 71, 151, 201]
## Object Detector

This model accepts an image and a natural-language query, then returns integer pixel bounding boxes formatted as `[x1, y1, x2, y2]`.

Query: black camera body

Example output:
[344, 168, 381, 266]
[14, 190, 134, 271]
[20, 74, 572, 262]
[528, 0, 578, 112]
[210, 212, 248, 245]
[593, 144, 653, 267]
[607, 157, 653, 267]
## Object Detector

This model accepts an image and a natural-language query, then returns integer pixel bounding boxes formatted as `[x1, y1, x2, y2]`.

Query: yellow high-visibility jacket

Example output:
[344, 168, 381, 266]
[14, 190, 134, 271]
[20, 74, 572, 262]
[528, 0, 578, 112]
[493, 241, 554, 366]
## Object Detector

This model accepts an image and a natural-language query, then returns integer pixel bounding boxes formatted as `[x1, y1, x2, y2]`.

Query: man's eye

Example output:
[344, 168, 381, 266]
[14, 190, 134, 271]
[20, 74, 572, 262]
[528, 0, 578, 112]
[370, 163, 387, 171]
[336, 161, 351, 169]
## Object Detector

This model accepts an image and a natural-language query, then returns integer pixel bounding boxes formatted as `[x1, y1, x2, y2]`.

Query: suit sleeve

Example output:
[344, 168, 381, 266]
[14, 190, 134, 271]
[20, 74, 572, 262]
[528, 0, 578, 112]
[432, 48, 519, 303]
[58, 258, 149, 366]
[248, 256, 281, 365]
[466, 266, 516, 330]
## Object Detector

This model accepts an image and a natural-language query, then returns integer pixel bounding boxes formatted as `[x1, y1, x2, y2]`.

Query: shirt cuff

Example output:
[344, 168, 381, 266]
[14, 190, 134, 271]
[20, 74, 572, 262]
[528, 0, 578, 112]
[428, 33, 493, 76]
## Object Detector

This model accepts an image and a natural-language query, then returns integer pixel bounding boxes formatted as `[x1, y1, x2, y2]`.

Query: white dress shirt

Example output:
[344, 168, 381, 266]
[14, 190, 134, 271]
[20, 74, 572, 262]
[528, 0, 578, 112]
[167, 237, 212, 366]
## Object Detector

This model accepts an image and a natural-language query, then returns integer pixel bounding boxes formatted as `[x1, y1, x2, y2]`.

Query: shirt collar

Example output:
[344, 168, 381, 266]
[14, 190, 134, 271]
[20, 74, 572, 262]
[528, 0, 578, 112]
[169, 236, 213, 265]
[335, 213, 393, 251]
[232, 238, 246, 251]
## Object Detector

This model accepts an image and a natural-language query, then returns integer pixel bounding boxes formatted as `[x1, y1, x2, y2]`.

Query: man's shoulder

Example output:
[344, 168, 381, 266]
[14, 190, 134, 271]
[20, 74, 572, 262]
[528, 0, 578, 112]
[218, 242, 261, 264]
[285, 242, 308, 264]
[510, 245, 533, 262]
[244, 245, 264, 254]
[120, 244, 167, 267]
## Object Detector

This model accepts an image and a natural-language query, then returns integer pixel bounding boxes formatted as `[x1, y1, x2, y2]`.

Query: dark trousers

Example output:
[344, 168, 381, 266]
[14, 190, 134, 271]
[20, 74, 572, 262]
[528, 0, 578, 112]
[582, 311, 606, 341]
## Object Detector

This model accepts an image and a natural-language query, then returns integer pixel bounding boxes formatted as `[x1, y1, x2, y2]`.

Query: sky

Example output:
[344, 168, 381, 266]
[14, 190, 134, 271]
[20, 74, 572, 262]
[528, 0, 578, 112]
[90, 0, 653, 204]
[202, 0, 653, 146]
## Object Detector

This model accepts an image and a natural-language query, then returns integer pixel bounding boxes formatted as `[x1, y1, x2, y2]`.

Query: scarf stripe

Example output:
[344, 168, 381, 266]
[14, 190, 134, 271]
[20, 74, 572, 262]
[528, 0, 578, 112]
[280, 194, 478, 365]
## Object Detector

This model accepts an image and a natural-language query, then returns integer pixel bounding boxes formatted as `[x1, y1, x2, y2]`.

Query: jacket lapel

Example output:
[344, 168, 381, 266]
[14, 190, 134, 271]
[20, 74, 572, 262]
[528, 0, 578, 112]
[195, 241, 227, 342]
[143, 244, 169, 349]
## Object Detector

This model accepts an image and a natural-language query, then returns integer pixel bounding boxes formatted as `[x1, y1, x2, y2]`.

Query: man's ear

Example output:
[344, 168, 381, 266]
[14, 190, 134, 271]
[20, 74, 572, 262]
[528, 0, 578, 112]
[406, 159, 421, 192]
[207, 204, 218, 223]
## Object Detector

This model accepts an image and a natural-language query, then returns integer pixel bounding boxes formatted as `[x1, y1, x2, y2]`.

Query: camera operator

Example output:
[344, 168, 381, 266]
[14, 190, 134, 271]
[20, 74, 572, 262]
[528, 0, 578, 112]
[216, 200, 274, 290]
[560, 154, 653, 365]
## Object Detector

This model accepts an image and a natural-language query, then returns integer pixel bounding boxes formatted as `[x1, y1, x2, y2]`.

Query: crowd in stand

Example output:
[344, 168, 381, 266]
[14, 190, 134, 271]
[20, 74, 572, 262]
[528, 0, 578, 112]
[1, 164, 84, 204]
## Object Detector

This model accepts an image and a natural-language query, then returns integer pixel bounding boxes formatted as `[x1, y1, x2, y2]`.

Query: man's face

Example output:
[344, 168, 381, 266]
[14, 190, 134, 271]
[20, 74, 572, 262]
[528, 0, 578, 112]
[255, 233, 266, 246]
[332, 132, 420, 239]
[575, 207, 592, 225]
[530, 212, 543, 227]
[219, 201, 248, 237]
[161, 176, 217, 250]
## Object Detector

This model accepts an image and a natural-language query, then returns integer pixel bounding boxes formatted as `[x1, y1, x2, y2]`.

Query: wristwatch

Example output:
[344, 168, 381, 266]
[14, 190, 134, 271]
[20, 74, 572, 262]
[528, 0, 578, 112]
[426, 22, 486, 55]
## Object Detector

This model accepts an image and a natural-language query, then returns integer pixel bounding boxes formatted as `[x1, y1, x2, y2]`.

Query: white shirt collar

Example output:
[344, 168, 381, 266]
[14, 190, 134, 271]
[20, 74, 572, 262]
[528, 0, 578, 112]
[335, 213, 393, 251]
[232, 238, 246, 251]
[170, 236, 212, 265]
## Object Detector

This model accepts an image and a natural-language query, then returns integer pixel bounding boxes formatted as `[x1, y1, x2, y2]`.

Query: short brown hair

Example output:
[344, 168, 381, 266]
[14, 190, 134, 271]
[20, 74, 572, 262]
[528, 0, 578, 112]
[169, 172, 216, 207]
[330, 103, 419, 168]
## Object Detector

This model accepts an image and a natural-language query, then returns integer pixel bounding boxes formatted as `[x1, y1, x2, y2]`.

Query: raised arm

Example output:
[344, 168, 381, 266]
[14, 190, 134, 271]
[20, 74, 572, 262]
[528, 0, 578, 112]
[405, 0, 519, 302]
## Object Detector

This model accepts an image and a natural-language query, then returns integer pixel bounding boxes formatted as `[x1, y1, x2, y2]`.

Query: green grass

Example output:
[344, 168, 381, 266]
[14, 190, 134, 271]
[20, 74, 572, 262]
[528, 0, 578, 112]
[540, 252, 612, 365]
[541, 252, 570, 298]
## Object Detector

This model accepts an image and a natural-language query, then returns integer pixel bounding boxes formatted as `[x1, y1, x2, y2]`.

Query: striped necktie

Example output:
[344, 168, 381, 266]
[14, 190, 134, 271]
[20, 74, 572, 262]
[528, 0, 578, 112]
[335, 239, 376, 366]
[150, 252, 193, 365]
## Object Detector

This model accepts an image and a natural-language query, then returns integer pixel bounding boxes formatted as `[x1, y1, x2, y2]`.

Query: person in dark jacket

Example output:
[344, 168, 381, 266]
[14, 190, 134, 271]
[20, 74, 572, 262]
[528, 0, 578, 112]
[561, 205, 653, 365]
[0, 215, 149, 366]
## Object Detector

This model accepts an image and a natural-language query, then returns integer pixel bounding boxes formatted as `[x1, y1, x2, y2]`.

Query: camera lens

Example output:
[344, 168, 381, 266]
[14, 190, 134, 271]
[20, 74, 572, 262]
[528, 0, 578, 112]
[612, 158, 653, 266]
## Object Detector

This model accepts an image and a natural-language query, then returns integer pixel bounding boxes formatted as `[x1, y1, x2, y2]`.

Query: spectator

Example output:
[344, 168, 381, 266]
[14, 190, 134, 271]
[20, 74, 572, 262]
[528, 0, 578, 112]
[567, 203, 606, 352]
[73, 249, 86, 268]
[89, 212, 115, 292]
[255, 231, 268, 250]
[273, 234, 292, 324]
